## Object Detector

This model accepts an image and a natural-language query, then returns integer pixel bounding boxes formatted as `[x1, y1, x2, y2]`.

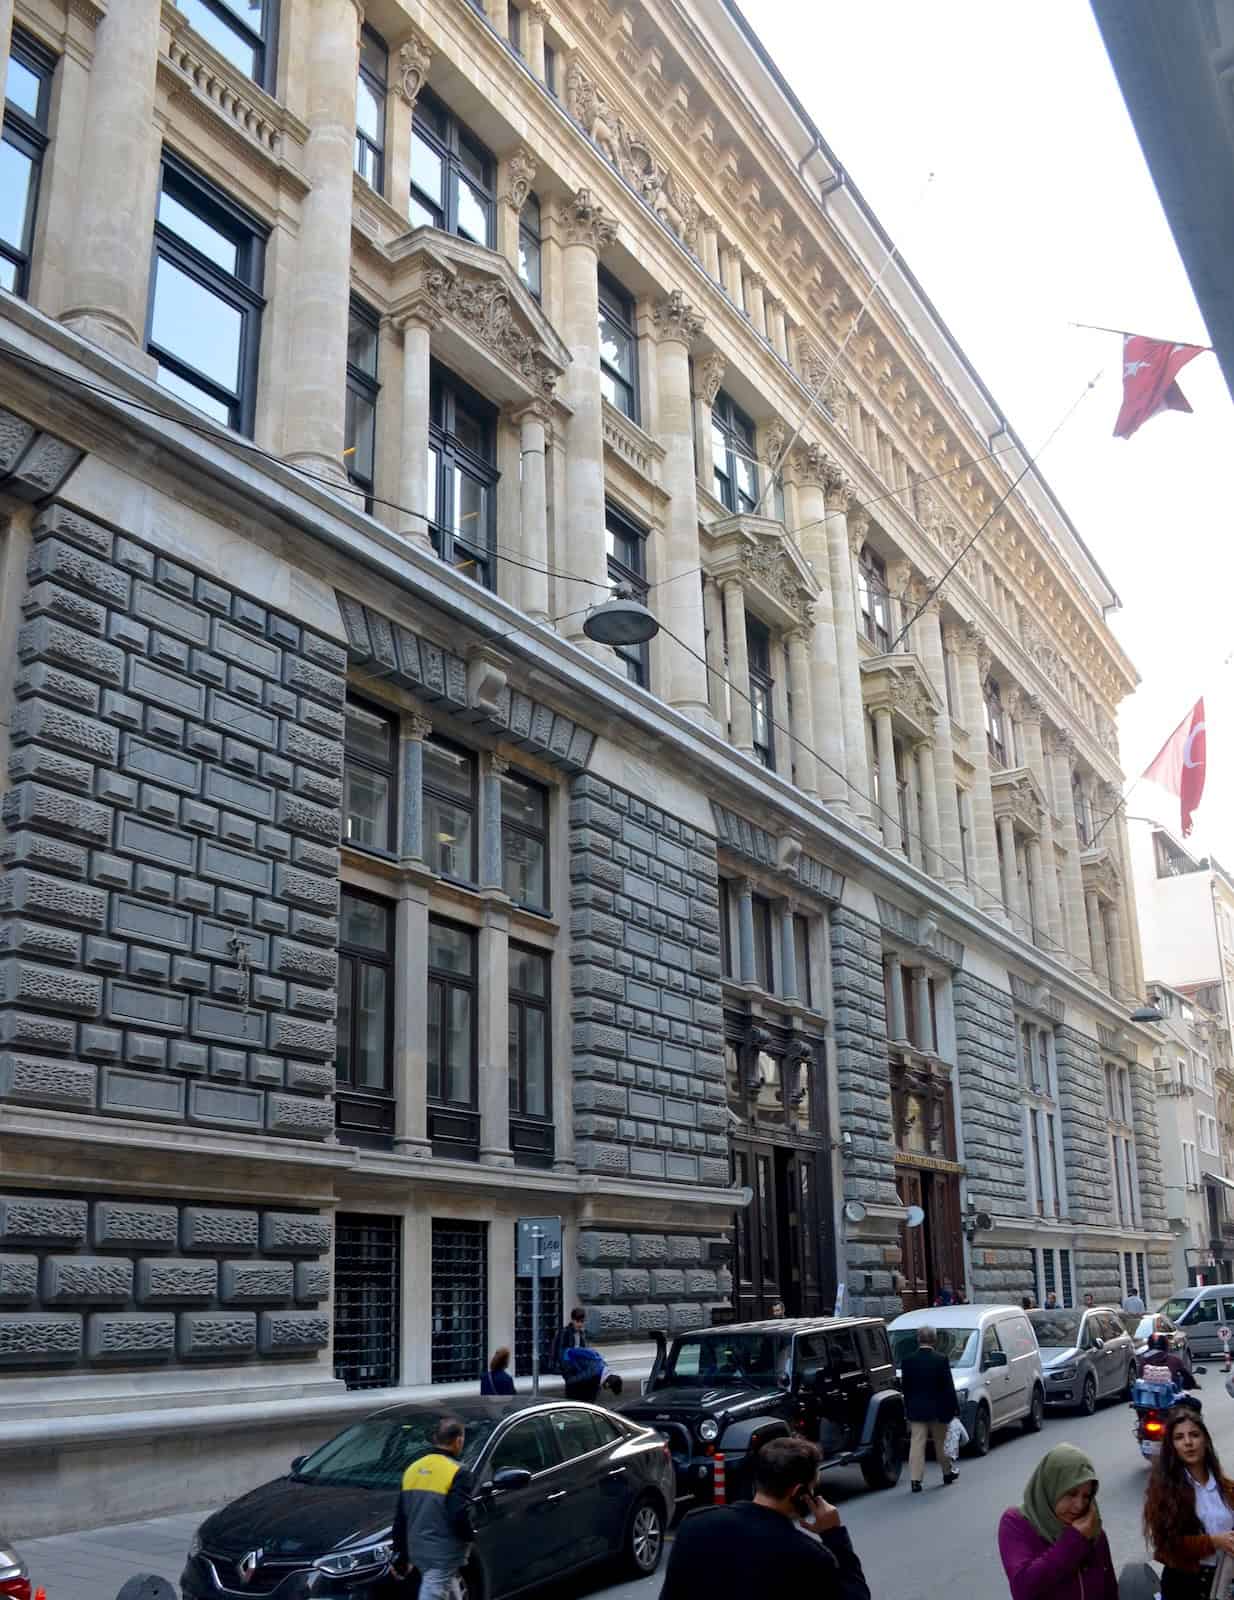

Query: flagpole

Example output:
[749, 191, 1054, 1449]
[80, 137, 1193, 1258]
[1070, 320, 1213, 351]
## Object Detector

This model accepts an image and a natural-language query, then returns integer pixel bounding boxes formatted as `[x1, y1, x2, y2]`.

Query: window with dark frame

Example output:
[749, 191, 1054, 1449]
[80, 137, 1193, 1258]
[343, 698, 397, 853]
[423, 736, 477, 883]
[508, 943, 550, 1121]
[345, 300, 380, 509]
[711, 389, 758, 513]
[605, 503, 650, 687]
[427, 917, 477, 1112]
[747, 613, 775, 771]
[147, 152, 266, 435]
[501, 769, 549, 912]
[429, 365, 499, 589]
[333, 1213, 400, 1389]
[598, 270, 638, 420]
[335, 891, 395, 1119]
[751, 894, 774, 992]
[355, 26, 387, 193]
[718, 878, 734, 978]
[173, 0, 277, 90]
[0, 31, 53, 297]
[409, 88, 495, 247]
[857, 544, 892, 652]
[544, 44, 558, 95]
[508, 4, 522, 54]
[517, 191, 542, 300]
[431, 1219, 487, 1383]
[984, 676, 1008, 767]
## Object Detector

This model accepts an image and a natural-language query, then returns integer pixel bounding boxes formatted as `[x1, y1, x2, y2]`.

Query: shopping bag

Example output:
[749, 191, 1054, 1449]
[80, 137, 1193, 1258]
[945, 1416, 969, 1459]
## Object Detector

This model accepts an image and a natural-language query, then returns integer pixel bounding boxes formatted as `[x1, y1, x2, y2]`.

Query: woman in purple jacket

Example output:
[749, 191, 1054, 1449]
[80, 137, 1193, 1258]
[998, 1443, 1118, 1600]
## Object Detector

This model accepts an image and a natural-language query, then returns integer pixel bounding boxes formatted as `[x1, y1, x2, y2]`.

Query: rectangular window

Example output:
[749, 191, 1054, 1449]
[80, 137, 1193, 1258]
[793, 914, 813, 1007]
[173, 0, 277, 89]
[0, 32, 53, 297]
[508, 942, 550, 1124]
[1031, 1112, 1045, 1216]
[333, 1213, 400, 1390]
[544, 43, 557, 95]
[984, 677, 1007, 768]
[345, 300, 380, 508]
[517, 191, 541, 300]
[148, 153, 266, 434]
[423, 737, 476, 883]
[410, 88, 495, 246]
[718, 878, 734, 978]
[427, 918, 477, 1114]
[1046, 1113, 1062, 1216]
[598, 271, 638, 421]
[508, 4, 522, 53]
[355, 26, 387, 191]
[857, 545, 891, 652]
[747, 614, 775, 771]
[336, 892, 394, 1120]
[605, 503, 649, 687]
[501, 769, 548, 912]
[431, 1219, 487, 1383]
[429, 365, 499, 588]
[751, 894, 774, 991]
[343, 698, 396, 853]
[711, 389, 758, 513]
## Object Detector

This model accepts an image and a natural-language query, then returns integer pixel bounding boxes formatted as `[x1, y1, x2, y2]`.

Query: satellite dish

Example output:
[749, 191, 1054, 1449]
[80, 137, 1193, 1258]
[843, 1199, 866, 1224]
[904, 1204, 925, 1228]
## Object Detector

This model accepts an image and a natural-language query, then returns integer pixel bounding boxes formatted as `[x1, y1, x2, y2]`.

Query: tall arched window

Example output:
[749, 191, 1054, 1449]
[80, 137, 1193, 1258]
[984, 676, 1007, 767]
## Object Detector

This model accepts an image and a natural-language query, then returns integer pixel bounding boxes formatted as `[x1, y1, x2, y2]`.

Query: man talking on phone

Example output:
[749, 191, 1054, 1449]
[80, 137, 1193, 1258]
[659, 1436, 870, 1600]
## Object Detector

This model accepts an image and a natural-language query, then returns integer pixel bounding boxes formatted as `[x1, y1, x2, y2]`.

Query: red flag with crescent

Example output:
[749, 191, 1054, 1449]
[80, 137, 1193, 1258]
[1143, 698, 1207, 837]
[1114, 335, 1207, 439]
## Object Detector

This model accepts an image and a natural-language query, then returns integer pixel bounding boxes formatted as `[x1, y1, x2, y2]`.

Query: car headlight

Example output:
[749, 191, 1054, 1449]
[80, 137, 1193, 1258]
[1050, 1365, 1079, 1381]
[189, 1533, 202, 1558]
[698, 1418, 720, 1443]
[314, 1539, 394, 1577]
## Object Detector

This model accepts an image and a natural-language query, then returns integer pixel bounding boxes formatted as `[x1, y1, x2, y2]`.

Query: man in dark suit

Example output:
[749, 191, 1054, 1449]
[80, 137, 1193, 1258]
[900, 1325, 959, 1492]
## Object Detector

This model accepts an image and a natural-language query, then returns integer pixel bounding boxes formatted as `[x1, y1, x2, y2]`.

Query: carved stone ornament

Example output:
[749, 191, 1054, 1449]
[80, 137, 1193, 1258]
[397, 31, 432, 107]
[824, 462, 852, 513]
[425, 267, 559, 401]
[697, 351, 726, 405]
[560, 187, 618, 252]
[847, 507, 871, 549]
[503, 147, 538, 213]
[565, 60, 700, 249]
[915, 484, 942, 532]
[765, 419, 788, 473]
[891, 674, 934, 729]
[792, 441, 829, 489]
[652, 289, 705, 348]
[1095, 707, 1119, 756]
[743, 1025, 774, 1101]
[1021, 616, 1068, 695]
[785, 1037, 813, 1106]
[824, 373, 851, 434]
[740, 538, 815, 625]
[796, 333, 828, 391]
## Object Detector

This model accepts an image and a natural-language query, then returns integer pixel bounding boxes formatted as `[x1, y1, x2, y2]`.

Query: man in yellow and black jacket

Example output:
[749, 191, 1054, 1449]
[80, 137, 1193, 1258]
[392, 1418, 476, 1600]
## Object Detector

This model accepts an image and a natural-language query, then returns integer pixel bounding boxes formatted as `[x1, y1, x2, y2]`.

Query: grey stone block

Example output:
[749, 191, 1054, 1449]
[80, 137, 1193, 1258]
[106, 982, 188, 1031]
[0, 919, 79, 963]
[0, 1010, 76, 1051]
[220, 1259, 294, 1301]
[86, 1312, 176, 1361]
[2, 781, 111, 842]
[0, 958, 102, 1015]
[267, 1014, 335, 1057]
[98, 1066, 186, 1121]
[136, 1257, 218, 1304]
[85, 935, 126, 971]
[266, 1093, 333, 1138]
[0, 1311, 83, 1363]
[577, 1232, 631, 1266]
[172, 957, 211, 990]
[22, 578, 106, 633]
[260, 1212, 331, 1255]
[0, 830, 88, 878]
[19, 614, 126, 684]
[0, 1254, 38, 1302]
[128, 949, 172, 986]
[190, 999, 266, 1048]
[587, 1304, 633, 1336]
[250, 975, 287, 1009]
[181, 1207, 259, 1252]
[177, 1310, 258, 1358]
[92, 1200, 179, 1250]
[258, 1309, 329, 1355]
[123, 739, 202, 793]
[27, 538, 130, 608]
[249, 1054, 284, 1086]
[144, 707, 185, 744]
[41, 1255, 133, 1302]
[275, 865, 339, 913]
[14, 659, 100, 714]
[0, 1200, 88, 1248]
[285, 1060, 334, 1095]
[169, 1040, 209, 1073]
[210, 693, 277, 749]
[189, 1081, 264, 1131]
[294, 1261, 330, 1302]
[0, 1051, 96, 1110]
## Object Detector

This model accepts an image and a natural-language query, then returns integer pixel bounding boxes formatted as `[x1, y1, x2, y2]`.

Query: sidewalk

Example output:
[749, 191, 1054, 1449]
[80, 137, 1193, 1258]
[19, 1507, 213, 1600]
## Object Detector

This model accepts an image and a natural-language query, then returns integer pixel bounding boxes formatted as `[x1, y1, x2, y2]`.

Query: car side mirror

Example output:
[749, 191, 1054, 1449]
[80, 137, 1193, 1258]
[984, 1351, 1008, 1370]
[490, 1468, 532, 1492]
[290, 1455, 307, 1474]
[1094, 1338, 1105, 1350]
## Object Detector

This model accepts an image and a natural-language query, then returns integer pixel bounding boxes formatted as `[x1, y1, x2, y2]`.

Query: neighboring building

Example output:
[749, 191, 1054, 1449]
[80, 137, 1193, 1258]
[0, 0, 1168, 1528]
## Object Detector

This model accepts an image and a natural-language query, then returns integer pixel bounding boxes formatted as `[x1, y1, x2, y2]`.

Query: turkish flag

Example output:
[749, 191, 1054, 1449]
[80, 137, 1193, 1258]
[1143, 698, 1207, 837]
[1114, 335, 1207, 439]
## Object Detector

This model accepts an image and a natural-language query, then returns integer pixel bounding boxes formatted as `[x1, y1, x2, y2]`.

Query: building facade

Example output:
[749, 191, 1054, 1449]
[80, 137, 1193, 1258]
[0, 0, 1169, 1529]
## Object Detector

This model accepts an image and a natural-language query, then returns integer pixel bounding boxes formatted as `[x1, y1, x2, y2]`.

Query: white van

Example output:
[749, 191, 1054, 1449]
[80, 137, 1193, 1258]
[887, 1304, 1046, 1455]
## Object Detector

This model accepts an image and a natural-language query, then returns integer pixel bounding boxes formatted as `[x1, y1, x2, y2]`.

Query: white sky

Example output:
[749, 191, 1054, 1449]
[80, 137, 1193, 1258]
[742, 0, 1234, 866]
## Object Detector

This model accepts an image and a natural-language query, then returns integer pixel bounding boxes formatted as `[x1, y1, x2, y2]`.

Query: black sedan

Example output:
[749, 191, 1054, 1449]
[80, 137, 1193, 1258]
[181, 1397, 674, 1600]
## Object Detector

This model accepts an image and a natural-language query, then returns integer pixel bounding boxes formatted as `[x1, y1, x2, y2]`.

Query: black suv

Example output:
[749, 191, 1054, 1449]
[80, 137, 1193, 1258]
[621, 1316, 906, 1507]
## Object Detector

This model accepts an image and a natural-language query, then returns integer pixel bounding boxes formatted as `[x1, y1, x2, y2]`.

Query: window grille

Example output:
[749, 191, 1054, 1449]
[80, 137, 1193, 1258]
[333, 1213, 400, 1390]
[432, 1220, 488, 1383]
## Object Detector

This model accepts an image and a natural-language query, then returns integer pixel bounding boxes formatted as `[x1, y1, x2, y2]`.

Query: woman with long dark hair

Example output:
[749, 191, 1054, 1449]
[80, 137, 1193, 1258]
[1144, 1407, 1234, 1599]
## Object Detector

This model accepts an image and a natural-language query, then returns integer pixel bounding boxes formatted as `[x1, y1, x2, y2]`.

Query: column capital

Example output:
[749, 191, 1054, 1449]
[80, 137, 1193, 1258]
[510, 395, 553, 426]
[1013, 688, 1044, 724]
[1045, 725, 1075, 761]
[502, 146, 537, 212]
[526, 0, 550, 15]
[943, 619, 985, 658]
[560, 187, 618, 251]
[695, 350, 726, 404]
[785, 623, 812, 650]
[396, 29, 432, 107]
[825, 463, 852, 513]
[406, 711, 434, 741]
[489, 753, 510, 777]
[745, 269, 766, 292]
[791, 441, 830, 489]
[904, 569, 940, 614]
[394, 299, 444, 335]
[652, 288, 705, 347]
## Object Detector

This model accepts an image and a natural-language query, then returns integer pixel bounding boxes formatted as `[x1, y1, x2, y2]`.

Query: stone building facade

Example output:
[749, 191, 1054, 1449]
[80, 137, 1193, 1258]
[0, 0, 1169, 1528]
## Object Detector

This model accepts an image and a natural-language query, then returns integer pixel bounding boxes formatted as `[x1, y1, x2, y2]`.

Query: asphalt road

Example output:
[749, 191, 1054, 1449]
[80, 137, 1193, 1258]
[21, 1379, 1234, 1600]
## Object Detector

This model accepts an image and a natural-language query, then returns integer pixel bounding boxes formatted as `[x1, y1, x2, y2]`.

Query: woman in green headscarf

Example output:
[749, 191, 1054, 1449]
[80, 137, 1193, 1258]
[998, 1443, 1118, 1600]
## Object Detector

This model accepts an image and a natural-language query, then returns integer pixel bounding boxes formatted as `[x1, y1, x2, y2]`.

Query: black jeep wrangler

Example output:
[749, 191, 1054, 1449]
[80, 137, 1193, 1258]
[620, 1316, 906, 1507]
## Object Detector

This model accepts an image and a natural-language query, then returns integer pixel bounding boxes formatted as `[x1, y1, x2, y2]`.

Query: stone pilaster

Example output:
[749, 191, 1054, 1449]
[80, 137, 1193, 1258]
[702, 576, 726, 724]
[398, 711, 434, 862]
[791, 448, 847, 812]
[830, 491, 872, 825]
[872, 705, 902, 855]
[735, 876, 756, 985]
[1047, 728, 1093, 972]
[997, 813, 1026, 933]
[885, 952, 907, 1042]
[785, 627, 817, 796]
[514, 401, 550, 621]
[526, 0, 548, 81]
[916, 739, 943, 880]
[396, 307, 440, 551]
[745, 271, 767, 338]
[947, 622, 1002, 917]
[776, 900, 798, 1002]
[395, 881, 432, 1154]
[1014, 696, 1065, 954]
[480, 753, 507, 892]
[721, 579, 753, 754]
[478, 902, 513, 1167]
[907, 579, 965, 894]
[1086, 890, 1111, 990]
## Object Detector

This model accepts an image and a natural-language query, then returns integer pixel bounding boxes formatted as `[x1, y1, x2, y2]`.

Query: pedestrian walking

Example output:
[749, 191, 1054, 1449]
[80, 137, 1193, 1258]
[998, 1443, 1117, 1600]
[658, 1436, 870, 1600]
[1021, 1296, 1036, 1311]
[1044, 1291, 1059, 1310]
[391, 1417, 475, 1600]
[1143, 1408, 1234, 1600]
[900, 1325, 959, 1492]
[480, 1347, 515, 1396]
[1124, 1290, 1147, 1314]
[1083, 1293, 1095, 1309]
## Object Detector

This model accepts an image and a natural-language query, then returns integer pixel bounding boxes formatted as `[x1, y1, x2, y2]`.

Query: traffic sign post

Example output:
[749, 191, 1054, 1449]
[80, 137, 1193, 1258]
[517, 1218, 562, 1397]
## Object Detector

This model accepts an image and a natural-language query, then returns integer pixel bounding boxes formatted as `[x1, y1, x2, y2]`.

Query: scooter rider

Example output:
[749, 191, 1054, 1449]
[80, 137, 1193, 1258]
[1138, 1333, 1199, 1391]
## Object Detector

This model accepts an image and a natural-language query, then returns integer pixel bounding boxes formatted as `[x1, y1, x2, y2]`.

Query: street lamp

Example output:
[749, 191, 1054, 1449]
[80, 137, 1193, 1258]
[582, 587, 660, 647]
[1129, 1002, 1165, 1024]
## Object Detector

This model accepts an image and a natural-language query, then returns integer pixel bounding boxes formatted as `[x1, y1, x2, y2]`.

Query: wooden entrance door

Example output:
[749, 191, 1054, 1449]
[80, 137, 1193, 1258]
[897, 1170, 930, 1309]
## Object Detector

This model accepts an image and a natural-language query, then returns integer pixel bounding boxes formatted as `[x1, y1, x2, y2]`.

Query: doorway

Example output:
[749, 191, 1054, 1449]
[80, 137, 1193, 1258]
[896, 1168, 964, 1309]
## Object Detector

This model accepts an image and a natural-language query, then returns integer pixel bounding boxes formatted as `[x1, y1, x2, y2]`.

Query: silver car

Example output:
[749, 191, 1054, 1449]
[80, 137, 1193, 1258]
[1030, 1306, 1137, 1414]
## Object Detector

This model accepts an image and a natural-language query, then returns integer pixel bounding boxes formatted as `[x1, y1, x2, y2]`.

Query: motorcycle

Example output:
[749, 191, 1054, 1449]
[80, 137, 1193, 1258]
[1130, 1366, 1205, 1460]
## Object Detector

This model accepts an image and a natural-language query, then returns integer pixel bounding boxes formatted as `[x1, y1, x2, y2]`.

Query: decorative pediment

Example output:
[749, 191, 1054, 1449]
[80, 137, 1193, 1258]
[1081, 847, 1122, 904]
[860, 653, 942, 743]
[706, 514, 819, 630]
[990, 766, 1047, 836]
[387, 232, 570, 406]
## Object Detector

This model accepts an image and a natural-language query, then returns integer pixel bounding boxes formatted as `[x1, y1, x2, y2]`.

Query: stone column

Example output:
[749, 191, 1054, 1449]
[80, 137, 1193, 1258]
[526, 0, 547, 81]
[1108, 904, 1129, 1000]
[767, 298, 789, 361]
[399, 712, 434, 862]
[702, 576, 726, 724]
[558, 190, 618, 642]
[478, 905, 513, 1166]
[1087, 891, 1112, 990]
[1048, 728, 1094, 971]
[908, 580, 965, 893]
[786, 627, 818, 796]
[722, 579, 754, 754]
[701, 217, 721, 280]
[904, 749, 922, 869]
[872, 706, 903, 855]
[1026, 836, 1047, 946]
[791, 450, 847, 811]
[948, 622, 1003, 917]
[723, 246, 745, 308]
[916, 739, 942, 879]
[280, 0, 362, 478]
[912, 967, 933, 1051]
[480, 754, 507, 892]
[997, 814, 1026, 932]
[60, 0, 162, 361]
[1014, 695, 1065, 955]
[515, 402, 550, 621]
[736, 879, 756, 985]
[745, 271, 767, 338]
[395, 880, 432, 1155]
[488, 0, 509, 33]
[776, 901, 798, 1002]
[886, 952, 908, 1042]
[397, 309, 439, 551]
[652, 291, 710, 721]
[830, 494, 873, 824]
[1113, 802, 1147, 999]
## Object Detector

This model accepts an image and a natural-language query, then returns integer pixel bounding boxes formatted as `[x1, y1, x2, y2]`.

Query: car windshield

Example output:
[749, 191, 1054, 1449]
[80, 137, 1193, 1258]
[293, 1418, 494, 1489]
[889, 1327, 979, 1369]
[1030, 1314, 1081, 1349]
[665, 1332, 789, 1384]
[1162, 1297, 1195, 1323]
[1133, 1316, 1158, 1341]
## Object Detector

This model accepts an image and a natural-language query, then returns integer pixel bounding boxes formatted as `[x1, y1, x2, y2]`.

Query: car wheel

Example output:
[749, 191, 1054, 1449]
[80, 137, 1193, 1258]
[860, 1418, 904, 1490]
[968, 1403, 991, 1457]
[621, 1494, 665, 1579]
[1023, 1385, 1045, 1433]
[1079, 1374, 1097, 1417]
[1124, 1364, 1138, 1400]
